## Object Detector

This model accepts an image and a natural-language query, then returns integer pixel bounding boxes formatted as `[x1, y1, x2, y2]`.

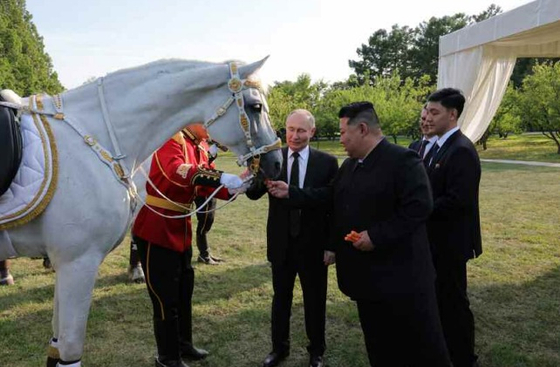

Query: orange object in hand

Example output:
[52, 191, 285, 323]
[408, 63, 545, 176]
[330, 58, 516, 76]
[344, 230, 361, 243]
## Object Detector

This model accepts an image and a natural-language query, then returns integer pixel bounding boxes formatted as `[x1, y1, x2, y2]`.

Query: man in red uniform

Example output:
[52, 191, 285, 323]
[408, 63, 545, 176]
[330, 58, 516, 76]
[182, 127, 226, 265]
[127, 127, 225, 283]
[132, 124, 247, 367]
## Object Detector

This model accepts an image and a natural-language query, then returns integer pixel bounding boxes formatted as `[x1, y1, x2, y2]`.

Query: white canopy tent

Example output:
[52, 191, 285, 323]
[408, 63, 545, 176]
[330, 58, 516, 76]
[437, 0, 560, 142]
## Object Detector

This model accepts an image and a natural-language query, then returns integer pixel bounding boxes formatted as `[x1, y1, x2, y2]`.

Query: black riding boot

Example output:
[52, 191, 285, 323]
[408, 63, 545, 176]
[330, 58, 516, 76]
[153, 318, 189, 367]
[178, 309, 208, 361]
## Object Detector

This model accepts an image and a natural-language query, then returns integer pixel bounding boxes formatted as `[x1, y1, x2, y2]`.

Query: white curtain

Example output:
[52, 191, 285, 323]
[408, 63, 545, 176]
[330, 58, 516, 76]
[436, 0, 560, 143]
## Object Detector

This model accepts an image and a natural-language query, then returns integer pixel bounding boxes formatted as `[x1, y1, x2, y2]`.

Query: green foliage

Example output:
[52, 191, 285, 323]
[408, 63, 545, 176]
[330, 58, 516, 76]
[408, 14, 470, 83]
[349, 5, 501, 85]
[269, 72, 431, 143]
[516, 62, 560, 153]
[2, 155, 560, 367]
[479, 84, 522, 149]
[0, 0, 63, 95]
[348, 25, 414, 84]
[267, 74, 328, 131]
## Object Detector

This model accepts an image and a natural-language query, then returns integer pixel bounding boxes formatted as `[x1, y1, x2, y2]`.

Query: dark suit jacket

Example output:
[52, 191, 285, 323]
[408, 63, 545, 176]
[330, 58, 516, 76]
[246, 147, 339, 264]
[427, 130, 482, 261]
[330, 138, 435, 300]
[408, 139, 422, 152]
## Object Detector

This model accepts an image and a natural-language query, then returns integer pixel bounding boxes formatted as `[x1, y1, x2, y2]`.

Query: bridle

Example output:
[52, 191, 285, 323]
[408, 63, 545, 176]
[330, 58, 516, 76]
[0, 61, 282, 218]
[203, 62, 281, 175]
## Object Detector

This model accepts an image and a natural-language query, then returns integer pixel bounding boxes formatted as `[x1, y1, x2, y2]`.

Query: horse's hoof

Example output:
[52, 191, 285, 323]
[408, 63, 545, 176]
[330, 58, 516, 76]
[128, 265, 145, 283]
[0, 273, 14, 286]
[43, 257, 51, 268]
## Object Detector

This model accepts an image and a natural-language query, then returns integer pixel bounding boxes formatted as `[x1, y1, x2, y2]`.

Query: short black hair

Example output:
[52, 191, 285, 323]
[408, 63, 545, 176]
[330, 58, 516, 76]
[427, 88, 465, 118]
[338, 101, 380, 128]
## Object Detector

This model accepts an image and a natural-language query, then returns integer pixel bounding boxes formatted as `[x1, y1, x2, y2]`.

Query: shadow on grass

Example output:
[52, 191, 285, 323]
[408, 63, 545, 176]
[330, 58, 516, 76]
[4, 261, 559, 367]
[471, 265, 560, 367]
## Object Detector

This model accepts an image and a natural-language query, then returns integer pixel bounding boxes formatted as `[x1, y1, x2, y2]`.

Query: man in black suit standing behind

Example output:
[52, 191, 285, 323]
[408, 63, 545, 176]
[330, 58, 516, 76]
[425, 88, 482, 367]
[331, 102, 451, 366]
[246, 109, 338, 367]
[409, 106, 438, 166]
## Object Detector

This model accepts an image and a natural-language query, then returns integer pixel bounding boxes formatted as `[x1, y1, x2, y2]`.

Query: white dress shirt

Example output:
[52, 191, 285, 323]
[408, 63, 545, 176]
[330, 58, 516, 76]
[287, 145, 309, 188]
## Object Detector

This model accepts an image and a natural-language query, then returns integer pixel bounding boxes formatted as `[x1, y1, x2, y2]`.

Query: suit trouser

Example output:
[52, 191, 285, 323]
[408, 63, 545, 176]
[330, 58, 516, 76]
[270, 237, 328, 356]
[134, 236, 195, 360]
[434, 256, 478, 367]
[356, 287, 451, 367]
[195, 196, 216, 258]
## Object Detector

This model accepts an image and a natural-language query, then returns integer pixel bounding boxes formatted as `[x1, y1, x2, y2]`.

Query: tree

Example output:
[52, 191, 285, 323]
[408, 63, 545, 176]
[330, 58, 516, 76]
[470, 3, 502, 23]
[266, 74, 328, 131]
[349, 5, 502, 85]
[517, 62, 560, 154]
[313, 73, 431, 143]
[408, 14, 470, 83]
[348, 25, 414, 85]
[478, 83, 522, 150]
[0, 0, 63, 95]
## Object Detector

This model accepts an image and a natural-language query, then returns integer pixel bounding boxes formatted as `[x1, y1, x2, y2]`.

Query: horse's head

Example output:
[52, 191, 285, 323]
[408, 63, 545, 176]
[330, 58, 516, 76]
[203, 57, 282, 180]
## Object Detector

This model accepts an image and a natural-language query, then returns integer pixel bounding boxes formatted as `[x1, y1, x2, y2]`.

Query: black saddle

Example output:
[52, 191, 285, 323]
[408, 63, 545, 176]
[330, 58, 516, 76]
[0, 95, 23, 196]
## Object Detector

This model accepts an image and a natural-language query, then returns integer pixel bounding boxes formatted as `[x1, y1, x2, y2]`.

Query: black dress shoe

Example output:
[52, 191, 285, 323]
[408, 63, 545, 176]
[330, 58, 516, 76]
[309, 355, 324, 367]
[180, 345, 208, 360]
[262, 351, 289, 367]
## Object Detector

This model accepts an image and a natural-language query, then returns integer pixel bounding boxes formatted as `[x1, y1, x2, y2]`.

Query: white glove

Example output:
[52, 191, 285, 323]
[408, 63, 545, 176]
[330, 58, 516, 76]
[220, 173, 244, 189]
[208, 144, 219, 158]
[228, 181, 251, 195]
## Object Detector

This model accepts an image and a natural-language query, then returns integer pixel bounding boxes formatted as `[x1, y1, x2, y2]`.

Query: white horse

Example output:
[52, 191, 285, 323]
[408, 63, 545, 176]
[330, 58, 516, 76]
[0, 57, 282, 367]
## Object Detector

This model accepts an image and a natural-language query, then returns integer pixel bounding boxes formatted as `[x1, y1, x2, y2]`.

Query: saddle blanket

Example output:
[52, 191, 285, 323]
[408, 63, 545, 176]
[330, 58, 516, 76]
[0, 110, 57, 231]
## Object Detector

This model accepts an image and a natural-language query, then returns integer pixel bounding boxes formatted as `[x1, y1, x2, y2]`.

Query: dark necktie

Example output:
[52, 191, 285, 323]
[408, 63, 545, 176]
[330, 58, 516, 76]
[418, 140, 430, 159]
[429, 143, 440, 167]
[289, 152, 301, 237]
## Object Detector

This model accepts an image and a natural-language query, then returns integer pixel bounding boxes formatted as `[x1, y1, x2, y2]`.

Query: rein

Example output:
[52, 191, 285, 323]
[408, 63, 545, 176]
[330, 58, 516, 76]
[135, 165, 252, 218]
[0, 61, 281, 218]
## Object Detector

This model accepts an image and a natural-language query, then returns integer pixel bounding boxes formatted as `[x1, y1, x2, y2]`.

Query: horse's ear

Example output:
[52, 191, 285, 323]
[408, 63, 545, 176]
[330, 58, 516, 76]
[239, 56, 269, 79]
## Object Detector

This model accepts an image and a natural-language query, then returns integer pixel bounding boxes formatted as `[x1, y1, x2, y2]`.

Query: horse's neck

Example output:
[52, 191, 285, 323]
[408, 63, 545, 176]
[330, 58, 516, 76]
[62, 62, 226, 173]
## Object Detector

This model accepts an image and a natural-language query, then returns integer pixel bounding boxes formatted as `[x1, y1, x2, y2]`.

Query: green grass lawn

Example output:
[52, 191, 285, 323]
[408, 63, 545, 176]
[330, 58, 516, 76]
[477, 134, 560, 163]
[308, 133, 560, 163]
[1, 138, 559, 367]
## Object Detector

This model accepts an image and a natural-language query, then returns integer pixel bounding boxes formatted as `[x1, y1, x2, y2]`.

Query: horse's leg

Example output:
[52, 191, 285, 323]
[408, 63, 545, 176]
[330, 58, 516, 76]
[52, 254, 102, 367]
[46, 284, 61, 367]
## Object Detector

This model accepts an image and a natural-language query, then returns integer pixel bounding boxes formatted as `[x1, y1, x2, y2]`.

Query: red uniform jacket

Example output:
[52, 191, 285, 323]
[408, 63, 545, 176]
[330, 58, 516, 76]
[132, 132, 230, 252]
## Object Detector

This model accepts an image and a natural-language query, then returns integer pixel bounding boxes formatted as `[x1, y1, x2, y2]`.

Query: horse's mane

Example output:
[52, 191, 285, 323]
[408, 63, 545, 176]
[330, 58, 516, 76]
[79, 58, 266, 93]
[104, 59, 219, 80]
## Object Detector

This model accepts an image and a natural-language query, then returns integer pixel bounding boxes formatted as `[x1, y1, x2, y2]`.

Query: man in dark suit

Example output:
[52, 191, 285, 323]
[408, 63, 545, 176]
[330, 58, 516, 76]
[331, 102, 450, 366]
[409, 106, 438, 166]
[425, 88, 482, 367]
[246, 109, 338, 367]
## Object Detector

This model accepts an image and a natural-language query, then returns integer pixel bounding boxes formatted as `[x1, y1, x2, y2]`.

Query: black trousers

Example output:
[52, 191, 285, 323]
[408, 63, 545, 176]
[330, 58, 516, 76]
[135, 236, 195, 358]
[434, 256, 478, 367]
[356, 287, 451, 367]
[270, 237, 328, 356]
[195, 196, 216, 258]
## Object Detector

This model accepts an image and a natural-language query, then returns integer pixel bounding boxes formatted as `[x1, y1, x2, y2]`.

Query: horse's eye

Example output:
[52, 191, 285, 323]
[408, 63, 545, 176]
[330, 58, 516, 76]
[252, 103, 262, 112]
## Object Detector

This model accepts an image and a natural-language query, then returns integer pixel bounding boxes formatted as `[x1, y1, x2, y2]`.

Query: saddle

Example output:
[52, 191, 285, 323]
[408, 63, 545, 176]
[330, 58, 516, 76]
[0, 95, 23, 196]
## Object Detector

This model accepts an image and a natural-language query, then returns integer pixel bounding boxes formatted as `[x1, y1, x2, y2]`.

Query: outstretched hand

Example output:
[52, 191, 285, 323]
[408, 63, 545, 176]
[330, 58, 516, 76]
[266, 180, 289, 198]
[351, 231, 374, 251]
[227, 169, 254, 195]
[220, 173, 244, 189]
